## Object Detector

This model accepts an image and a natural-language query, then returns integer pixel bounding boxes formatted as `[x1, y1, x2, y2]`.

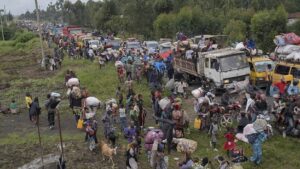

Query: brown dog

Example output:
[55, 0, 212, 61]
[100, 141, 118, 167]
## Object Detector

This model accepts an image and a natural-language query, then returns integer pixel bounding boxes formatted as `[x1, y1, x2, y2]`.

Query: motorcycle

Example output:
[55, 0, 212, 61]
[226, 101, 242, 122]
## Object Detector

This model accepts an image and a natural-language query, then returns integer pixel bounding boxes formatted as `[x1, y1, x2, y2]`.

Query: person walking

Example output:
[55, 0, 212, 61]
[119, 104, 127, 131]
[248, 119, 268, 165]
[209, 120, 219, 151]
[29, 97, 41, 125]
[265, 64, 273, 96]
[25, 92, 33, 121]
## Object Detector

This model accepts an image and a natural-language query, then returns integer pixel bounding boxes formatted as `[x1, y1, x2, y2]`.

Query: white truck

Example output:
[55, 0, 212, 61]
[174, 48, 250, 94]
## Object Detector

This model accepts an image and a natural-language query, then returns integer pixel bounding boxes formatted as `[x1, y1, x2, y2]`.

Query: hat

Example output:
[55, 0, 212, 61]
[253, 119, 267, 132]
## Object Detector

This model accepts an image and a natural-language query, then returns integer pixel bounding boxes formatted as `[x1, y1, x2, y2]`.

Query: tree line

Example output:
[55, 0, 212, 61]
[18, 0, 300, 52]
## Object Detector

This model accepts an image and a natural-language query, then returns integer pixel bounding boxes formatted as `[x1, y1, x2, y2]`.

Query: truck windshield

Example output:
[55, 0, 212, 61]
[255, 61, 274, 72]
[127, 43, 140, 49]
[89, 41, 99, 45]
[70, 29, 82, 35]
[274, 65, 290, 75]
[220, 55, 248, 72]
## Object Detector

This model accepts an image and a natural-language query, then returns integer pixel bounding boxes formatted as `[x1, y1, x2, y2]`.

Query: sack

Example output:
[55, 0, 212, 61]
[159, 97, 171, 110]
[284, 32, 300, 45]
[67, 78, 80, 87]
[71, 86, 81, 99]
[274, 35, 286, 46]
[144, 129, 164, 144]
[194, 118, 201, 129]
[174, 138, 197, 153]
[77, 119, 83, 129]
[86, 97, 100, 107]
[191, 88, 203, 98]
[115, 61, 124, 67]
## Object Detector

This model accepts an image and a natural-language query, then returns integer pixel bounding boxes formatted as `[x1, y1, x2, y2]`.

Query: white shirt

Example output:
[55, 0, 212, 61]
[245, 97, 255, 113]
[88, 49, 94, 56]
[119, 108, 126, 118]
[177, 82, 187, 93]
[185, 50, 193, 59]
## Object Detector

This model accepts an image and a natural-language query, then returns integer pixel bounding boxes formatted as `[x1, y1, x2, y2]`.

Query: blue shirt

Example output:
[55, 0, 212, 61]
[287, 85, 299, 95]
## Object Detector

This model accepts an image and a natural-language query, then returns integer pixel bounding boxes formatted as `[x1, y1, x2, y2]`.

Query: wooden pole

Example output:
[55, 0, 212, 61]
[36, 114, 44, 169]
[56, 109, 65, 163]
[34, 0, 45, 68]
[0, 10, 4, 41]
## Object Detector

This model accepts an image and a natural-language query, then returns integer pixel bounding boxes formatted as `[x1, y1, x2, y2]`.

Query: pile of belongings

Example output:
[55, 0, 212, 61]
[172, 138, 197, 153]
[274, 33, 300, 60]
[235, 119, 268, 143]
[234, 40, 260, 56]
[274, 33, 300, 46]
[144, 128, 164, 151]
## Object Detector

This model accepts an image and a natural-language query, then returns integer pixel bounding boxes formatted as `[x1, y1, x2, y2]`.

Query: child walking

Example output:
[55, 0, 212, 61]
[119, 104, 127, 131]
[209, 121, 218, 151]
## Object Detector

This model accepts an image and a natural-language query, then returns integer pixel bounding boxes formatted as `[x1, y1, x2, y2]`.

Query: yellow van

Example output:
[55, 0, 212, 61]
[273, 61, 300, 86]
[247, 56, 275, 87]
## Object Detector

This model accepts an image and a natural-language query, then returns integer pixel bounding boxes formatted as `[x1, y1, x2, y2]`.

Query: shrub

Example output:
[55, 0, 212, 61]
[14, 32, 37, 44]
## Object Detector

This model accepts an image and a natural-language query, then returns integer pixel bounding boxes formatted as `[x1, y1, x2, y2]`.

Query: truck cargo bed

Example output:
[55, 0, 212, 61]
[174, 57, 200, 76]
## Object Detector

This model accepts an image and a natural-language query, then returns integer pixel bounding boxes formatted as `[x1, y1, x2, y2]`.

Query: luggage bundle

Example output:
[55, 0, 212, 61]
[274, 33, 300, 60]
[86, 96, 101, 107]
[173, 138, 197, 153]
[144, 129, 164, 151]
[274, 33, 300, 46]
[191, 87, 203, 98]
[66, 78, 80, 87]
[158, 97, 171, 110]
[71, 86, 82, 99]
[115, 61, 124, 68]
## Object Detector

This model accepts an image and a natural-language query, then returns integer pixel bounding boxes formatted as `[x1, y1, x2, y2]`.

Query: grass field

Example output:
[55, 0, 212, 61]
[0, 37, 300, 168]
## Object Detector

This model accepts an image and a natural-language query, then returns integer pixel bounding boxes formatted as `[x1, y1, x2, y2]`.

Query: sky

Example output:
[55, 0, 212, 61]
[0, 0, 90, 15]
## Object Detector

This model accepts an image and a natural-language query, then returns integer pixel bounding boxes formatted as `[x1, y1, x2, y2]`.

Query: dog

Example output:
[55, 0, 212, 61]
[100, 141, 118, 167]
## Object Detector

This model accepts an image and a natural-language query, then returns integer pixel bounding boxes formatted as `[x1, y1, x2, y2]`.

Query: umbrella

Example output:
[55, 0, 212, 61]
[160, 50, 172, 59]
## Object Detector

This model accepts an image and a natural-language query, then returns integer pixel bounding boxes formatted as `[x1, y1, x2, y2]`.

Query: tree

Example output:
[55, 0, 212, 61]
[223, 20, 247, 43]
[175, 7, 193, 35]
[153, 13, 176, 38]
[153, 0, 173, 14]
[251, 6, 287, 53]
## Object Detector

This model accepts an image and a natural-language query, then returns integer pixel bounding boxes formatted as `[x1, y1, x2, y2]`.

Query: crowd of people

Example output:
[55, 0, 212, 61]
[2, 31, 299, 169]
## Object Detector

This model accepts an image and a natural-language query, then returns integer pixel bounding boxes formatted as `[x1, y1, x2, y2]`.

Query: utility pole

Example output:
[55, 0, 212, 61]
[34, 0, 45, 68]
[0, 9, 4, 41]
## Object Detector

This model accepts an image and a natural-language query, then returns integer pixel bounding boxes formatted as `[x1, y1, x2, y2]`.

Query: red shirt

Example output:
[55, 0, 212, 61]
[275, 82, 286, 94]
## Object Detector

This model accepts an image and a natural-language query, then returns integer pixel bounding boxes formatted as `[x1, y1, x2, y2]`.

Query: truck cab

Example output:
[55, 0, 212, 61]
[247, 56, 275, 88]
[201, 49, 250, 89]
[174, 48, 250, 93]
[273, 61, 300, 87]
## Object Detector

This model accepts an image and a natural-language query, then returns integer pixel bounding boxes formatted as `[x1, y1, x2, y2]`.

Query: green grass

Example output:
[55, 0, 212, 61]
[0, 132, 82, 146]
